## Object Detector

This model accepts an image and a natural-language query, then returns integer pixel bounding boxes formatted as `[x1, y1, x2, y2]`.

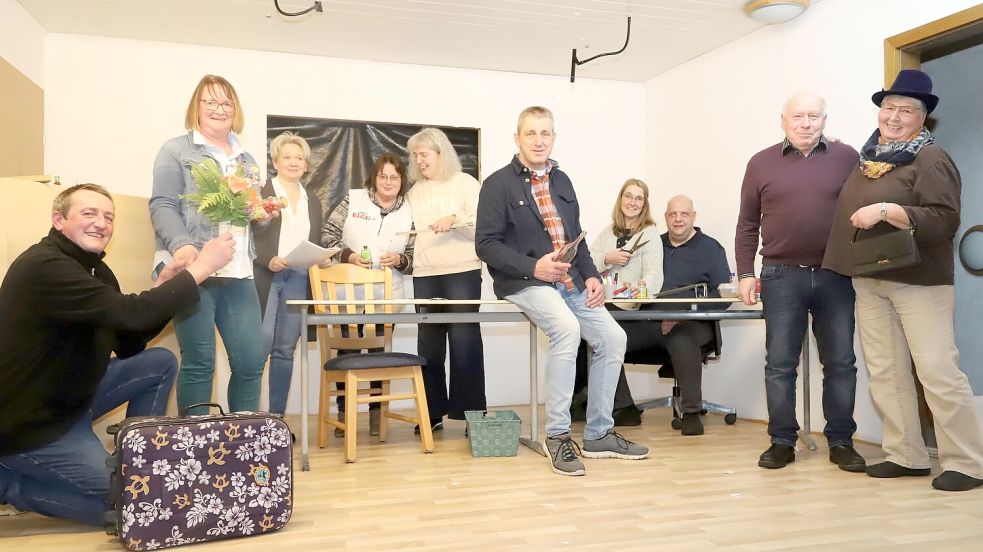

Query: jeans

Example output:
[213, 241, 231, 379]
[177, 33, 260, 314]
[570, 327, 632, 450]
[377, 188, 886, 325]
[760, 265, 857, 447]
[0, 348, 176, 525]
[573, 304, 637, 410]
[174, 278, 264, 415]
[507, 284, 626, 440]
[261, 269, 310, 415]
[335, 324, 384, 412]
[413, 270, 486, 421]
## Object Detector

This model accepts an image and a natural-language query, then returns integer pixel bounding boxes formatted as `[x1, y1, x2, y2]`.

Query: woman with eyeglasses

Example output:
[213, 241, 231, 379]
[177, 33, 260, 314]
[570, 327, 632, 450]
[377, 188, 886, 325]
[823, 70, 983, 491]
[149, 74, 265, 415]
[320, 153, 415, 436]
[406, 128, 485, 434]
[570, 178, 663, 427]
[253, 132, 323, 417]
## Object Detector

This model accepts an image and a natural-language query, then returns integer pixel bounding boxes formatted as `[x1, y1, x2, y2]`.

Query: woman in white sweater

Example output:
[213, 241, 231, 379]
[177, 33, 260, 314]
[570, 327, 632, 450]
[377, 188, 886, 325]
[405, 128, 485, 433]
[572, 179, 664, 426]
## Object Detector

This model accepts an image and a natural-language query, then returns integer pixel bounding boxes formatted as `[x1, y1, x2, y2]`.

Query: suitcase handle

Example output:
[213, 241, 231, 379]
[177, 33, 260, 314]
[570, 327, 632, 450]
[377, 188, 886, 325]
[180, 402, 227, 416]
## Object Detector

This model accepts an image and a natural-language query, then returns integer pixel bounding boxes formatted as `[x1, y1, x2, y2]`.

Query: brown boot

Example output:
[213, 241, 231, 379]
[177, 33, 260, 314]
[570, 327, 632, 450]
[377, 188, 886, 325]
[369, 410, 380, 436]
[334, 409, 345, 438]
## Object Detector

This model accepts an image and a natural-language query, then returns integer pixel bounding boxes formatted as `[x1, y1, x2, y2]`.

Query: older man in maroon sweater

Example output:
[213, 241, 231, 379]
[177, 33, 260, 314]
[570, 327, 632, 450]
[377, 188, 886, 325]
[736, 91, 864, 472]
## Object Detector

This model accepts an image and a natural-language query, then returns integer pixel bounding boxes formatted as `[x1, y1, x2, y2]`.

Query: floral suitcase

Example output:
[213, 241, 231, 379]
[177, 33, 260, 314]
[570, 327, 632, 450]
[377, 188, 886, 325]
[106, 404, 293, 550]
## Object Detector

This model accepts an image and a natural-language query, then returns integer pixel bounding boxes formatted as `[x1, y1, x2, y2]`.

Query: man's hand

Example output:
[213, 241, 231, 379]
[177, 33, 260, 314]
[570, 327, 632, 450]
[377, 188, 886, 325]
[186, 234, 235, 284]
[661, 320, 679, 335]
[173, 243, 199, 266]
[585, 277, 605, 308]
[738, 276, 758, 306]
[269, 256, 290, 272]
[153, 259, 187, 288]
[534, 252, 571, 283]
[346, 252, 371, 268]
[604, 249, 632, 267]
[430, 215, 457, 233]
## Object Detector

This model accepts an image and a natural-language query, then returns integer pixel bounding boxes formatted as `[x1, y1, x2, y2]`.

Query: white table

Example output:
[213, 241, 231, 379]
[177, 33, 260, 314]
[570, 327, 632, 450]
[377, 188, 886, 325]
[287, 298, 808, 471]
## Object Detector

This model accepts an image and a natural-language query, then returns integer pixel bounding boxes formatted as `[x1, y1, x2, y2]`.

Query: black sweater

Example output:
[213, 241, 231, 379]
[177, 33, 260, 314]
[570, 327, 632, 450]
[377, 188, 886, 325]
[0, 229, 199, 455]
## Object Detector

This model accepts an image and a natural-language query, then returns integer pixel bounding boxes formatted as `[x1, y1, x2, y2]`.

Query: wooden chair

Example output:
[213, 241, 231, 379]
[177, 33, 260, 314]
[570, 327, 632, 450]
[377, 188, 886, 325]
[309, 263, 434, 462]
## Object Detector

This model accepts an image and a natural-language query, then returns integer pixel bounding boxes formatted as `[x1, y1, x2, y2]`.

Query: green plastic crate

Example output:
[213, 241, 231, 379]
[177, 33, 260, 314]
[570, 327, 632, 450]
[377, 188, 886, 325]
[464, 410, 521, 458]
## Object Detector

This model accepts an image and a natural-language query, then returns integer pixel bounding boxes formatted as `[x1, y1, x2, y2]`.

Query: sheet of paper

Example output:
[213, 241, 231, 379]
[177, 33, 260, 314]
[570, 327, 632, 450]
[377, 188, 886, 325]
[283, 241, 341, 270]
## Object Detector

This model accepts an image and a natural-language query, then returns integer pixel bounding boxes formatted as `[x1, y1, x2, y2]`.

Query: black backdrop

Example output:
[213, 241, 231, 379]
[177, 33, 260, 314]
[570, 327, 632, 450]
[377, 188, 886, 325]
[266, 115, 480, 221]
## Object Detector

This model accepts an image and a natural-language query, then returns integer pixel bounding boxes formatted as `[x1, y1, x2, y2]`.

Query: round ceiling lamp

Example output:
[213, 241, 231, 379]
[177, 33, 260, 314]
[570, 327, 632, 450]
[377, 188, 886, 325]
[744, 0, 810, 24]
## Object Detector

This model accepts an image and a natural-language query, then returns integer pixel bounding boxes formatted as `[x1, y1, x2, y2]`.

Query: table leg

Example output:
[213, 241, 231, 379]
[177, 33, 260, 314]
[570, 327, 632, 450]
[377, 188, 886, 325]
[300, 309, 310, 471]
[519, 321, 546, 456]
[799, 332, 817, 451]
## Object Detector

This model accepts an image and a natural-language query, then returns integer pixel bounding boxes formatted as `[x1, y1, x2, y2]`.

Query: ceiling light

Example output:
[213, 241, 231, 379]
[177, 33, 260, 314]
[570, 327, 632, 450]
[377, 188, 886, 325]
[743, 0, 809, 24]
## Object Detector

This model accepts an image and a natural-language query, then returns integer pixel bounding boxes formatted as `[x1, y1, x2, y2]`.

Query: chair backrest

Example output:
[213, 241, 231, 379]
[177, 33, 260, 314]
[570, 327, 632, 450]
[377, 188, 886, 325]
[309, 264, 395, 360]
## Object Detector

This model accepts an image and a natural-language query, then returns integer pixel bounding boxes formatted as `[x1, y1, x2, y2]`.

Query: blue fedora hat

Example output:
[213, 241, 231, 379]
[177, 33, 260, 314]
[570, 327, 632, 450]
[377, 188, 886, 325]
[872, 69, 939, 113]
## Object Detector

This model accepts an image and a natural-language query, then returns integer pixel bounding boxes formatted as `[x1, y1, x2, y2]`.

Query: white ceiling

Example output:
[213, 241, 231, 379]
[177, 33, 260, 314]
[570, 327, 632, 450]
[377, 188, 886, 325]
[17, 0, 774, 82]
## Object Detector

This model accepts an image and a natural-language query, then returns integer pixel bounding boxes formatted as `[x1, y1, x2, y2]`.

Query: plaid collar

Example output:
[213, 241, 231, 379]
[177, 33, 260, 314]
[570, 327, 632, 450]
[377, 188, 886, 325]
[781, 135, 829, 157]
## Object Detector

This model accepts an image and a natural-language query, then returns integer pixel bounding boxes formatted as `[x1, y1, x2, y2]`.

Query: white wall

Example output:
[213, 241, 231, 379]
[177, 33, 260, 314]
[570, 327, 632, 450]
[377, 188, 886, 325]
[42, 34, 646, 414]
[643, 0, 983, 443]
[0, 0, 45, 86]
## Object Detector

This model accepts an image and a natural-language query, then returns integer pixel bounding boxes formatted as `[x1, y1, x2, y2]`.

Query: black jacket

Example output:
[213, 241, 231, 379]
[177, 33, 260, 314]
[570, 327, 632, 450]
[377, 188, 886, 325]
[0, 229, 199, 455]
[476, 155, 599, 298]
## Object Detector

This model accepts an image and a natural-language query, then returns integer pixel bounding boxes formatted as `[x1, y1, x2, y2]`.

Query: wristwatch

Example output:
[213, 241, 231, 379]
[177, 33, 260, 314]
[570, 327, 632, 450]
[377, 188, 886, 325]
[879, 202, 888, 223]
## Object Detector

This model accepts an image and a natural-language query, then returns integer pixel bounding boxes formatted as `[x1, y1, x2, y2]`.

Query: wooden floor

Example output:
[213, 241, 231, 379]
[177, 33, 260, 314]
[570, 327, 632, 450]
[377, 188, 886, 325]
[3, 407, 983, 551]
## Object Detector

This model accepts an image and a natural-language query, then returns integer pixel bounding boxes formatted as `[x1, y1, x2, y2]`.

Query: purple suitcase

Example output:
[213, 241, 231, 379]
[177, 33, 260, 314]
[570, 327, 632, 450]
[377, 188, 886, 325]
[107, 404, 293, 550]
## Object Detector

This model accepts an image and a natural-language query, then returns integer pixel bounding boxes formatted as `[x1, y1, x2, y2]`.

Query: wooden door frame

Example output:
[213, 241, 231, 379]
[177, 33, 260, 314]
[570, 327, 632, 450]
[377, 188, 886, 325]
[884, 4, 983, 85]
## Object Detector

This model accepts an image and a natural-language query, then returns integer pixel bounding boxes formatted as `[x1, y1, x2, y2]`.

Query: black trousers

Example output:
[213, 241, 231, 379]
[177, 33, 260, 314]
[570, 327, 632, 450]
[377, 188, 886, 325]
[574, 305, 714, 414]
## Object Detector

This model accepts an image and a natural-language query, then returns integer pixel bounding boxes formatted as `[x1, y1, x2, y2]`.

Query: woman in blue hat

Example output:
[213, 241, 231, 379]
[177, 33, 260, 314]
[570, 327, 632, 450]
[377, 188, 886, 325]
[823, 69, 983, 492]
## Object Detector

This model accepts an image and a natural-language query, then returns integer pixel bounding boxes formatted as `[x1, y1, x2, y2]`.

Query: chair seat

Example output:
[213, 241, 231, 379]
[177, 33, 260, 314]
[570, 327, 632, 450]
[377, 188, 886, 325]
[324, 351, 427, 371]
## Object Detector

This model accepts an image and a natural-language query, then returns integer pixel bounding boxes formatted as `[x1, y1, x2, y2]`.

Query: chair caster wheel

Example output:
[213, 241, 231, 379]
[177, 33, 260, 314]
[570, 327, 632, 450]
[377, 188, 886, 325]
[670, 418, 682, 430]
[724, 413, 737, 425]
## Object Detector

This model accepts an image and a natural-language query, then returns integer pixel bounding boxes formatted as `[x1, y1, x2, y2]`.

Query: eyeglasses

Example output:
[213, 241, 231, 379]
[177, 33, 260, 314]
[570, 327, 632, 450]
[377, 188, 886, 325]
[377, 174, 401, 183]
[200, 99, 235, 113]
[880, 103, 921, 118]
[622, 193, 645, 204]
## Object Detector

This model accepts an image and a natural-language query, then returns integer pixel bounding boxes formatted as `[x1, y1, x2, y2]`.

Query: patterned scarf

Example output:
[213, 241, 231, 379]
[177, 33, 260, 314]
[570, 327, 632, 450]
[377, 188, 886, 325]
[859, 126, 935, 179]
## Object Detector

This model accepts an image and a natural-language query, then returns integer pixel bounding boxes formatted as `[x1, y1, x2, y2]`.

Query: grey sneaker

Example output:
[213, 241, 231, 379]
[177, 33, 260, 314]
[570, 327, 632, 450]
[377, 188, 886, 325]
[582, 430, 649, 460]
[545, 433, 586, 476]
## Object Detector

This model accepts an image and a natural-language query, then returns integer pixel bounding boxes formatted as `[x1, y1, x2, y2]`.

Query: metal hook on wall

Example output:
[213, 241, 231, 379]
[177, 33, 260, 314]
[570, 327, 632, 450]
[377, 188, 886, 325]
[570, 16, 632, 83]
[273, 0, 323, 17]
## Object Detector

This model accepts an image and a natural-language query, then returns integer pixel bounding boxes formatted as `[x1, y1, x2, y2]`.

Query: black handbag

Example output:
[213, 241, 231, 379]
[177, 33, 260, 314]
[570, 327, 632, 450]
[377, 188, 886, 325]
[851, 224, 920, 276]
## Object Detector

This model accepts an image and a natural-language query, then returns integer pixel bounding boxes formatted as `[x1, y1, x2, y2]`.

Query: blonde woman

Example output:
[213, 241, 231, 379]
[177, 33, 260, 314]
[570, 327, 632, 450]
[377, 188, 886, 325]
[406, 128, 485, 433]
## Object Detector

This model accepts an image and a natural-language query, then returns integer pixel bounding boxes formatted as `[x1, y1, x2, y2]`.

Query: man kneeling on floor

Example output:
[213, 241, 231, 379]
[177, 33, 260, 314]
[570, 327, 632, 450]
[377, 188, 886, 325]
[477, 106, 648, 476]
[0, 184, 234, 524]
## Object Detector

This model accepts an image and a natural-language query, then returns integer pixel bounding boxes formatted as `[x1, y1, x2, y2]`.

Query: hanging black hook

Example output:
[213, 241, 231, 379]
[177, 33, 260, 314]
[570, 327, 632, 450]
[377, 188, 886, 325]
[570, 16, 631, 83]
[274, 0, 323, 17]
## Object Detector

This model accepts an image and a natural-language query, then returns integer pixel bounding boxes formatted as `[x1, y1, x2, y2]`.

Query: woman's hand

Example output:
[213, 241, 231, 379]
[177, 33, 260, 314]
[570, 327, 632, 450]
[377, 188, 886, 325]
[605, 249, 632, 267]
[379, 253, 402, 268]
[173, 244, 200, 266]
[346, 252, 371, 268]
[430, 215, 457, 233]
[850, 204, 885, 230]
[268, 256, 290, 272]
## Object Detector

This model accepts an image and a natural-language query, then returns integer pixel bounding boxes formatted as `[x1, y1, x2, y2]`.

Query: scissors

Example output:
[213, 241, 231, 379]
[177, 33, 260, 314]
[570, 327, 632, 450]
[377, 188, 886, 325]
[621, 232, 649, 254]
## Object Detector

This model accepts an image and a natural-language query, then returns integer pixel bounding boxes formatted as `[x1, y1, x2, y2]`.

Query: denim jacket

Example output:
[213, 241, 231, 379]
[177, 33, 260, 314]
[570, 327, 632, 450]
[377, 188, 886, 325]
[149, 132, 259, 258]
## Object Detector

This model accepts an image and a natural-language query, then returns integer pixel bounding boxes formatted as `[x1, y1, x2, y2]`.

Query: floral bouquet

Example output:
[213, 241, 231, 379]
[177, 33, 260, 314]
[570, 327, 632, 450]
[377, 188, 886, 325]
[184, 158, 286, 226]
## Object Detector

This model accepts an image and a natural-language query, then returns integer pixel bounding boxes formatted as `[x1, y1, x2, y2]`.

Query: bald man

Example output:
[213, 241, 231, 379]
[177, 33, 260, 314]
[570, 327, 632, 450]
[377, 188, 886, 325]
[735, 91, 863, 471]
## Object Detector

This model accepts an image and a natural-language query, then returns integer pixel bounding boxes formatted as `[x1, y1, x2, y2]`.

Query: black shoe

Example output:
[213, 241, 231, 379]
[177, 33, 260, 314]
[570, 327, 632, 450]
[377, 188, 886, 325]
[758, 444, 795, 469]
[680, 412, 704, 436]
[290, 432, 297, 445]
[414, 419, 443, 435]
[865, 461, 931, 478]
[828, 444, 866, 472]
[932, 470, 983, 491]
[612, 405, 643, 427]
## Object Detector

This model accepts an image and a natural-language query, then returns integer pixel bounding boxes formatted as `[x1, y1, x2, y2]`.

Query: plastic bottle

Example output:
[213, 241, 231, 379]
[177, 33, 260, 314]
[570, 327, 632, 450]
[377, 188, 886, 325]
[637, 279, 648, 299]
[360, 246, 372, 264]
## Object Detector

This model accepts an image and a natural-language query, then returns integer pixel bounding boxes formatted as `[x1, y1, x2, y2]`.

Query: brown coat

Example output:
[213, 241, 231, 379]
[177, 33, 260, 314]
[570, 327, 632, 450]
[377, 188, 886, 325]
[822, 144, 961, 285]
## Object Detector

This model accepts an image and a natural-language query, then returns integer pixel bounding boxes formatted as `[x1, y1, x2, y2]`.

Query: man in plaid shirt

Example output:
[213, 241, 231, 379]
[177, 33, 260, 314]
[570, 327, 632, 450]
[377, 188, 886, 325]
[477, 106, 648, 476]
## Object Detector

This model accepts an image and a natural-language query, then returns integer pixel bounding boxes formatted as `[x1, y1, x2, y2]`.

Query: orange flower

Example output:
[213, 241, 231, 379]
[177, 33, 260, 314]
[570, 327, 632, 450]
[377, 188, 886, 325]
[227, 174, 250, 193]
